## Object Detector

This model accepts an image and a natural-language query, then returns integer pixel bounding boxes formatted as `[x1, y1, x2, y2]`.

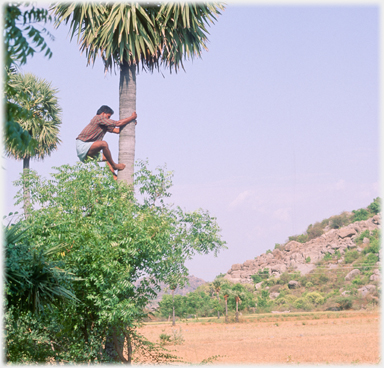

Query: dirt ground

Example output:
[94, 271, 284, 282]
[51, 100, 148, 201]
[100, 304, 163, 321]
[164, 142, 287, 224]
[138, 310, 380, 364]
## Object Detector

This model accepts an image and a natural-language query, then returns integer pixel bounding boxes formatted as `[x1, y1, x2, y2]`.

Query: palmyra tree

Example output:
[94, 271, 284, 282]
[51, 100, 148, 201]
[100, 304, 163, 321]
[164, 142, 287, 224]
[5, 72, 62, 217]
[213, 279, 221, 319]
[52, 2, 224, 185]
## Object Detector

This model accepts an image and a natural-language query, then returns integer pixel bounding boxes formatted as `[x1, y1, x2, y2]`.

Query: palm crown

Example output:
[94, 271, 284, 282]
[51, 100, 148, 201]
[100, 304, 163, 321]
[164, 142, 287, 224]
[52, 2, 224, 72]
[6, 72, 62, 160]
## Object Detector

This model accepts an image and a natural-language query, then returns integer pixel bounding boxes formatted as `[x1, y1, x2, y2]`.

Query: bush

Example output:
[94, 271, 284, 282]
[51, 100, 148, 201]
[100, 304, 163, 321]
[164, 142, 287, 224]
[294, 298, 311, 311]
[305, 257, 311, 263]
[344, 250, 359, 264]
[288, 233, 309, 243]
[329, 212, 351, 229]
[251, 274, 262, 284]
[305, 282, 313, 288]
[352, 209, 369, 222]
[305, 292, 325, 305]
[334, 296, 353, 310]
[323, 253, 333, 261]
[306, 222, 323, 240]
[355, 230, 370, 245]
[367, 197, 381, 215]
[363, 238, 380, 255]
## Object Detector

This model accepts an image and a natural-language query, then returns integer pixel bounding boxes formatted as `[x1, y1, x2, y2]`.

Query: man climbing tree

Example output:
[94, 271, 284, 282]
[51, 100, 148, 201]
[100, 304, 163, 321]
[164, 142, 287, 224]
[76, 105, 137, 179]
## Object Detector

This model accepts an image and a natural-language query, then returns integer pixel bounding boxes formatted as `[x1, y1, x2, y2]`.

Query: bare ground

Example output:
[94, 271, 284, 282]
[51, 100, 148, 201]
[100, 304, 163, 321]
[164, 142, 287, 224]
[138, 310, 380, 365]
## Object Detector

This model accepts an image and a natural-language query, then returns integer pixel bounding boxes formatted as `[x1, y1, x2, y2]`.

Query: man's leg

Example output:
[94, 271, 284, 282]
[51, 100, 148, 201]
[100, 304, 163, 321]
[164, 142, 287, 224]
[87, 141, 125, 171]
[101, 153, 118, 180]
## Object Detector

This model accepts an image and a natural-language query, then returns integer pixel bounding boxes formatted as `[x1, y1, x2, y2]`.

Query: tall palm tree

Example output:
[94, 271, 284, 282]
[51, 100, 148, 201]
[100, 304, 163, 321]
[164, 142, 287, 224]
[5, 72, 62, 217]
[52, 3, 224, 185]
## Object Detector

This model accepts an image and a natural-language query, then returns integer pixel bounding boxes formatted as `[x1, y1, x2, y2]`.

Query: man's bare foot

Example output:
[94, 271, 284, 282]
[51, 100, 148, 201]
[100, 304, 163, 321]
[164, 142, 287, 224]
[113, 163, 126, 171]
[112, 173, 118, 181]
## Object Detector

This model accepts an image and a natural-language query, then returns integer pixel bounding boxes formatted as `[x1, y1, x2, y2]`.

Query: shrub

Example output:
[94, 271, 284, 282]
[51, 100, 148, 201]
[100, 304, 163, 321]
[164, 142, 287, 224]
[344, 250, 359, 264]
[334, 296, 353, 310]
[352, 277, 364, 286]
[305, 257, 311, 263]
[352, 209, 369, 222]
[305, 292, 325, 305]
[363, 238, 380, 255]
[323, 253, 333, 261]
[159, 333, 172, 345]
[367, 197, 381, 215]
[306, 222, 323, 240]
[305, 282, 313, 288]
[329, 212, 351, 229]
[266, 249, 272, 254]
[355, 230, 370, 245]
[294, 298, 311, 310]
[251, 274, 262, 284]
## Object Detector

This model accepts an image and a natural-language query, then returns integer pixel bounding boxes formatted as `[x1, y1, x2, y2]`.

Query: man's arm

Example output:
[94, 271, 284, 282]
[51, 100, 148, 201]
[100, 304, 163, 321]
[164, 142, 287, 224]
[114, 112, 137, 127]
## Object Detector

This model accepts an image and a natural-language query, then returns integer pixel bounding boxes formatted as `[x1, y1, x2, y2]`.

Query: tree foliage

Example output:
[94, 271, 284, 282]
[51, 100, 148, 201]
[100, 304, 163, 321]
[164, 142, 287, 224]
[5, 72, 62, 161]
[4, 3, 55, 156]
[52, 2, 224, 72]
[6, 160, 225, 363]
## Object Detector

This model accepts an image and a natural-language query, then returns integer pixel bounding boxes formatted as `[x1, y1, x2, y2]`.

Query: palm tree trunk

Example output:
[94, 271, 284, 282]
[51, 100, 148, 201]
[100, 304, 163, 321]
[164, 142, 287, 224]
[23, 156, 30, 219]
[217, 293, 220, 319]
[224, 296, 228, 323]
[172, 289, 176, 326]
[235, 297, 239, 323]
[118, 62, 136, 185]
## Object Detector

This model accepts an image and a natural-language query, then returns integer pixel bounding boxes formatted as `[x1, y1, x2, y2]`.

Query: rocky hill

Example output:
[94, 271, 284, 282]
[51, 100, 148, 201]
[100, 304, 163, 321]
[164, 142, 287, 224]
[145, 275, 206, 307]
[224, 214, 381, 284]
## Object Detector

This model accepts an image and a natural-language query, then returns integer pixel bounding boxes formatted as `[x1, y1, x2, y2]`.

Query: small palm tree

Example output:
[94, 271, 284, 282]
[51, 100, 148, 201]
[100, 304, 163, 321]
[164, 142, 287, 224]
[233, 291, 246, 323]
[223, 293, 229, 323]
[5, 72, 62, 217]
[52, 3, 223, 185]
[212, 279, 221, 319]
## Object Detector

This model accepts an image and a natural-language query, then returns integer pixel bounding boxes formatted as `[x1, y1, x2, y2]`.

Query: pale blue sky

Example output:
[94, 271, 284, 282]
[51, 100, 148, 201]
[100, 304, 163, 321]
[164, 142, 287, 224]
[3, 2, 380, 281]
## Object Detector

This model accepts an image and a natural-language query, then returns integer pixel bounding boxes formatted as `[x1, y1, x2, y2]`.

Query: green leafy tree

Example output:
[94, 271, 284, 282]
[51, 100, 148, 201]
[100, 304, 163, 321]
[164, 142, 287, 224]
[52, 3, 224, 185]
[4, 3, 54, 154]
[10, 160, 225, 363]
[6, 72, 62, 217]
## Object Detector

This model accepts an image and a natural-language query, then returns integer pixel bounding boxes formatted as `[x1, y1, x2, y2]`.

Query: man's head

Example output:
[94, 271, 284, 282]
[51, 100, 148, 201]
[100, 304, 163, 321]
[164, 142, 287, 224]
[96, 105, 114, 117]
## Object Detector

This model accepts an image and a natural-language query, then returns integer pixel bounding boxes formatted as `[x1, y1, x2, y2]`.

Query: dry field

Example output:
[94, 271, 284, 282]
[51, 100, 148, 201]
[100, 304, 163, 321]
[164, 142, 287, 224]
[138, 310, 380, 365]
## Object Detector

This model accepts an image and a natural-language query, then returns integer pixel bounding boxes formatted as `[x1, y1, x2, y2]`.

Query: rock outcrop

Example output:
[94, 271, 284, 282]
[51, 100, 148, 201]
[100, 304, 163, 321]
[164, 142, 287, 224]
[224, 215, 381, 284]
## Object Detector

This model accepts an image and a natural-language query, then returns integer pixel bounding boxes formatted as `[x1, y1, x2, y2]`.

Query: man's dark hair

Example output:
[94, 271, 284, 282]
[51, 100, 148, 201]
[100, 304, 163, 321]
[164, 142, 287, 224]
[96, 105, 114, 115]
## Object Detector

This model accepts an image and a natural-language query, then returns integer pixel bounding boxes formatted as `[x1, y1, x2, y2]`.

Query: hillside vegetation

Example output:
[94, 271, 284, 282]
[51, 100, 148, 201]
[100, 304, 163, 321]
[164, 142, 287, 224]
[154, 198, 381, 321]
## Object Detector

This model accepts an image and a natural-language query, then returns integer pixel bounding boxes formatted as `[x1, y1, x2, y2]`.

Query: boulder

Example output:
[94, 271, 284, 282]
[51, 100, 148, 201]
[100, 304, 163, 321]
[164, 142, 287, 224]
[284, 241, 302, 252]
[370, 269, 380, 282]
[288, 280, 300, 289]
[243, 259, 256, 268]
[339, 228, 357, 239]
[295, 263, 315, 275]
[358, 285, 376, 298]
[363, 237, 370, 244]
[231, 264, 242, 271]
[255, 282, 263, 290]
[269, 292, 280, 300]
[372, 215, 380, 225]
[345, 269, 361, 281]
[231, 271, 242, 279]
[271, 263, 287, 273]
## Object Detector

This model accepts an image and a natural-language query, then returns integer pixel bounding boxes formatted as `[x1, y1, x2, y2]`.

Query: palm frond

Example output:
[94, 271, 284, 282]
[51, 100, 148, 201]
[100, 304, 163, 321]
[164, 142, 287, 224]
[52, 2, 224, 73]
